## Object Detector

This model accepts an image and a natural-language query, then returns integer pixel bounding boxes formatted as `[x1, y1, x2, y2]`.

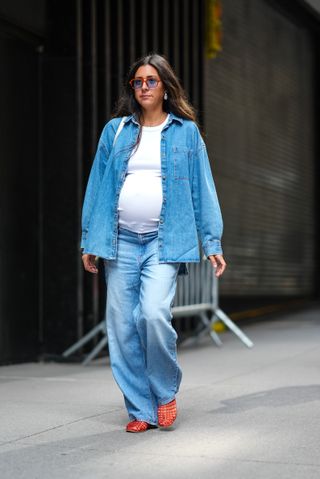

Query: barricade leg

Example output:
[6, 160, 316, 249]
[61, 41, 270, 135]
[212, 308, 254, 348]
[82, 335, 109, 366]
[62, 320, 106, 361]
[179, 311, 223, 347]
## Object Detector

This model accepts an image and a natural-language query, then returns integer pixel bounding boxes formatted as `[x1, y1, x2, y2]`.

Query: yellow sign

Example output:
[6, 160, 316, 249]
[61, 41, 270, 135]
[206, 0, 223, 59]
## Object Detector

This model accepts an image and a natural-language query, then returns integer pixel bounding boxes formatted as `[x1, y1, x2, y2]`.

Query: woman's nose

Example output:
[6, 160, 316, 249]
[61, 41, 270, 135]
[141, 79, 149, 90]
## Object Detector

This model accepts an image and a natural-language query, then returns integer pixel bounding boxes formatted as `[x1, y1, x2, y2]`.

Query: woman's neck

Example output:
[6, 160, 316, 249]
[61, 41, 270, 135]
[140, 108, 168, 127]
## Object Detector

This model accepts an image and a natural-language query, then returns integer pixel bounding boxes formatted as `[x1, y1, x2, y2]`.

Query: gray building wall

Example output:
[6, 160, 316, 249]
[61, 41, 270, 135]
[205, 0, 315, 297]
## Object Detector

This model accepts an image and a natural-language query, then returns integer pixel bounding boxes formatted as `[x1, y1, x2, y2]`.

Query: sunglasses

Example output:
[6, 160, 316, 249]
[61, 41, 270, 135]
[129, 76, 161, 90]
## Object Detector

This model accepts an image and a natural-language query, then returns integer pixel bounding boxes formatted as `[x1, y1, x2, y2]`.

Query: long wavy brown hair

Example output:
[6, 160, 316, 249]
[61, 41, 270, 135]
[113, 53, 200, 144]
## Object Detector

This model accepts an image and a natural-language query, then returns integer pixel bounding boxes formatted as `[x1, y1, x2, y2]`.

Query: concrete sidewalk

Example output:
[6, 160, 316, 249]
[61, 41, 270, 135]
[0, 307, 319, 479]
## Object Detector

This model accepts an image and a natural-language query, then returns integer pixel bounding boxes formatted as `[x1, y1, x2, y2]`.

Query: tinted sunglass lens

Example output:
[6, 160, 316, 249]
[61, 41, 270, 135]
[147, 78, 158, 88]
[133, 79, 143, 89]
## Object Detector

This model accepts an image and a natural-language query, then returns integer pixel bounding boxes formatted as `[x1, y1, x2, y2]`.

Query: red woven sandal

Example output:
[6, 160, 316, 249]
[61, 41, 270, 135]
[158, 399, 177, 427]
[126, 420, 154, 433]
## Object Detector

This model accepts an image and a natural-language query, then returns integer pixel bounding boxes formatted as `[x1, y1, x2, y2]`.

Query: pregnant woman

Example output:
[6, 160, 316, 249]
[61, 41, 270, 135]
[81, 53, 226, 432]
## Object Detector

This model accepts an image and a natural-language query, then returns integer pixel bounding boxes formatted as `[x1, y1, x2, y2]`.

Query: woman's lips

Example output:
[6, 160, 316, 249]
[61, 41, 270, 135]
[140, 95, 152, 99]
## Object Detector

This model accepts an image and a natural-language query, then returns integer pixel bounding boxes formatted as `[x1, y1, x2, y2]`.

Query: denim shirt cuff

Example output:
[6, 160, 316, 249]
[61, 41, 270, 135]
[203, 239, 223, 257]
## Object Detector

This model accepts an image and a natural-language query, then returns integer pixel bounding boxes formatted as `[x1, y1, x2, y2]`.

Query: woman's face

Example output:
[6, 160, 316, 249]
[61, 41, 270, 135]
[132, 64, 165, 112]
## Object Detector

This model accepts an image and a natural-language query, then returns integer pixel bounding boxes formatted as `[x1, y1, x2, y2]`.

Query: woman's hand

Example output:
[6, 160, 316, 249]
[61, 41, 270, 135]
[208, 254, 227, 277]
[82, 254, 99, 274]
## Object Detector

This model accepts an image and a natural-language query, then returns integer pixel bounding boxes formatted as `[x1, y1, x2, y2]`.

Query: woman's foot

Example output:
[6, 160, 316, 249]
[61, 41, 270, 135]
[126, 420, 155, 433]
[158, 399, 177, 427]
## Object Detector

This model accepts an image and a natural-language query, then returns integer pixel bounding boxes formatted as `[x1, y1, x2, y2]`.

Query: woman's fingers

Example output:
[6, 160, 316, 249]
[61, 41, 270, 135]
[208, 254, 227, 277]
[82, 254, 98, 274]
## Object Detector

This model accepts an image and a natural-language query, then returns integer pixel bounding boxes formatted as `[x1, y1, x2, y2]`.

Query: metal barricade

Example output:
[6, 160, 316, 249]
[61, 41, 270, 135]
[172, 260, 253, 348]
[62, 259, 253, 365]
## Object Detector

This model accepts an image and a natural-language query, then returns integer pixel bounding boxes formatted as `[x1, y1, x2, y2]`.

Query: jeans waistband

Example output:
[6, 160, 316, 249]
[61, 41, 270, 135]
[118, 226, 158, 243]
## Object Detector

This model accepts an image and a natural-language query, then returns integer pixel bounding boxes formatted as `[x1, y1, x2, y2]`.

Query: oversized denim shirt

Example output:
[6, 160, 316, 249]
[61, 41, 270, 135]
[81, 112, 223, 275]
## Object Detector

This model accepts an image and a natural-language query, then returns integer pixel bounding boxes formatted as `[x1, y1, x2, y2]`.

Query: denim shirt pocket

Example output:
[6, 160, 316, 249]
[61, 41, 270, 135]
[172, 145, 190, 180]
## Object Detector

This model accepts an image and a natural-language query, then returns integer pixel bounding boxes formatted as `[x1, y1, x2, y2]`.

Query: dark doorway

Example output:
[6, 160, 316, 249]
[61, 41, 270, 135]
[0, 31, 41, 363]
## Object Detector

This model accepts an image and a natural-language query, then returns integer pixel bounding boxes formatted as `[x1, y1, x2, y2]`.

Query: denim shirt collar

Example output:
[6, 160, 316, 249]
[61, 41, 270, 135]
[123, 112, 184, 127]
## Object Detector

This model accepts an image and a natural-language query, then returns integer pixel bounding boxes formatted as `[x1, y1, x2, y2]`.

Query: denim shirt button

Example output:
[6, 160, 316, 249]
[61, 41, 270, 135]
[159, 219, 164, 224]
[162, 175, 166, 180]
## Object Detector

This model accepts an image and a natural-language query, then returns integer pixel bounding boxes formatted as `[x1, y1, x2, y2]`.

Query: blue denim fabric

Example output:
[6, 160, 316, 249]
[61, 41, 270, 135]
[81, 112, 223, 274]
[104, 227, 182, 424]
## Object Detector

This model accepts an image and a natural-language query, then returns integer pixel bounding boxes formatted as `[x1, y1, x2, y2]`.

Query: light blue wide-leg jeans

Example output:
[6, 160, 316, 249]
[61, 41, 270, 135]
[104, 227, 182, 425]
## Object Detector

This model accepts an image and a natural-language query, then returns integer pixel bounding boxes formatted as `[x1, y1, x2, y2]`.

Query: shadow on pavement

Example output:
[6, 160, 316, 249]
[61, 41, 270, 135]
[211, 385, 320, 414]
